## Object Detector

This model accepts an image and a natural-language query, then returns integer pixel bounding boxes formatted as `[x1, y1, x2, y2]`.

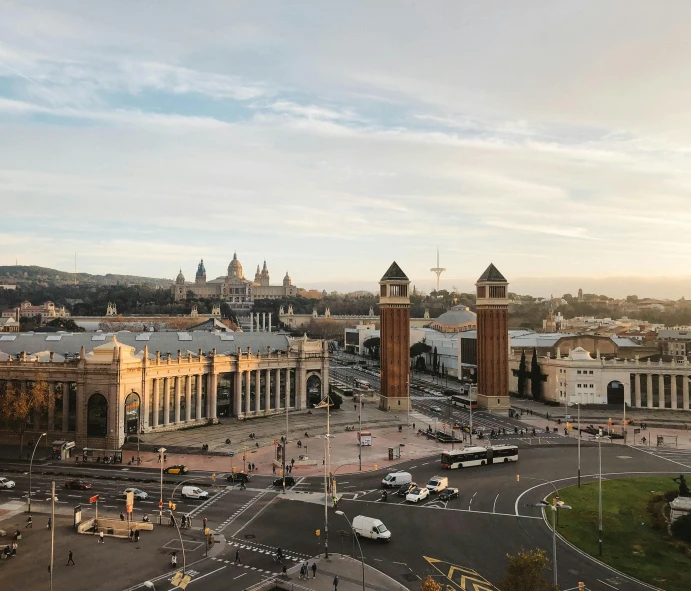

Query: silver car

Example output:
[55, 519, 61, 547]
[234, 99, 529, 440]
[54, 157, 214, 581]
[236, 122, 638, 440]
[0, 477, 15, 489]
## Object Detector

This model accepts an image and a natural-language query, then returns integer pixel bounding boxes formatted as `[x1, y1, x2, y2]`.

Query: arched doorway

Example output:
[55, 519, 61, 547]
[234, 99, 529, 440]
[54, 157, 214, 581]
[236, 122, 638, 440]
[307, 374, 322, 397]
[87, 393, 108, 437]
[607, 381, 625, 405]
[124, 392, 141, 435]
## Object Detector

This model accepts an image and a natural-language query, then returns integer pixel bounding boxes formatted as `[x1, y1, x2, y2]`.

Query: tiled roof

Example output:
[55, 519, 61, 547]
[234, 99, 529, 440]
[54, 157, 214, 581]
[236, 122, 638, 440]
[380, 261, 409, 281]
[477, 263, 507, 283]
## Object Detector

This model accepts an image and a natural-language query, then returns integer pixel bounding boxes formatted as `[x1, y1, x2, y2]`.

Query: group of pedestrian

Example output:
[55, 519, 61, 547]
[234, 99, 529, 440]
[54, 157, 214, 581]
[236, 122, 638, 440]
[158, 453, 167, 463]
[247, 462, 257, 471]
[285, 464, 293, 474]
[299, 561, 317, 579]
[249, 432, 257, 439]
[297, 440, 303, 448]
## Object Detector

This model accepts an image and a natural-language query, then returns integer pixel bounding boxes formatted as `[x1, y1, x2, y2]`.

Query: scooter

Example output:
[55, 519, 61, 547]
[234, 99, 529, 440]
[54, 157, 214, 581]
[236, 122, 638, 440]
[381, 490, 388, 502]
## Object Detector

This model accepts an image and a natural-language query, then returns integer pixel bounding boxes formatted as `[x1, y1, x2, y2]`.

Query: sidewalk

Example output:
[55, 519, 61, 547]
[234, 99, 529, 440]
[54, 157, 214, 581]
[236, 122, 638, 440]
[278, 554, 407, 591]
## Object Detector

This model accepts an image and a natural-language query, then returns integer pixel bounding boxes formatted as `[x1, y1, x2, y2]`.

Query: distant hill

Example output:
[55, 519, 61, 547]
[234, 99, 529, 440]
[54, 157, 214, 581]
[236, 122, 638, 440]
[0, 265, 172, 287]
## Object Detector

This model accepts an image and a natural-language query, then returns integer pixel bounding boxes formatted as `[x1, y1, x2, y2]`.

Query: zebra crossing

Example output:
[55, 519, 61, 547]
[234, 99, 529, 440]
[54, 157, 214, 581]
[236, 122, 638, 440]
[207, 538, 313, 576]
[216, 490, 269, 532]
[631, 445, 691, 469]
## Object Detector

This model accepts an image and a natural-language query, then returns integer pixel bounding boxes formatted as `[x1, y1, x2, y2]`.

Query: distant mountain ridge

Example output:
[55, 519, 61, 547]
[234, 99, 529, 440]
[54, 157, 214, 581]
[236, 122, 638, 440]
[0, 265, 172, 287]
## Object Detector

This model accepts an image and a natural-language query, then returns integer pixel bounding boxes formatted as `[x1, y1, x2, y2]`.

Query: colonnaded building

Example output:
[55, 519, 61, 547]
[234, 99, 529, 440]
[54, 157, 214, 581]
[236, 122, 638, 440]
[172, 253, 297, 308]
[0, 331, 328, 450]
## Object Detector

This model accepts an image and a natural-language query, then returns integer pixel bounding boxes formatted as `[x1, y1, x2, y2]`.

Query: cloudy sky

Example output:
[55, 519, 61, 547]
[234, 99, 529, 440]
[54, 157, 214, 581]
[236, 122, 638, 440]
[2, 2, 691, 297]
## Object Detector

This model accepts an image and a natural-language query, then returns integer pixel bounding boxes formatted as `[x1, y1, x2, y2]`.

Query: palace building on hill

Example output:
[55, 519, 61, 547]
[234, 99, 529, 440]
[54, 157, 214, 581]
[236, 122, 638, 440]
[172, 252, 297, 308]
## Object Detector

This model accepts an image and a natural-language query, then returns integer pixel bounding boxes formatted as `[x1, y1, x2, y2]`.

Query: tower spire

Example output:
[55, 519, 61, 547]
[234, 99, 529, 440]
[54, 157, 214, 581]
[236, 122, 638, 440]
[430, 247, 446, 291]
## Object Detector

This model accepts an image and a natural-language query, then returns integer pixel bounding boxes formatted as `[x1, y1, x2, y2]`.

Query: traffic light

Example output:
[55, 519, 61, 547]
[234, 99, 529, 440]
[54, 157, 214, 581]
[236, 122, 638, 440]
[578, 583, 585, 591]
[315, 529, 321, 537]
[516, 474, 520, 482]
[171, 502, 176, 511]
[212, 473, 216, 482]
[552, 497, 557, 506]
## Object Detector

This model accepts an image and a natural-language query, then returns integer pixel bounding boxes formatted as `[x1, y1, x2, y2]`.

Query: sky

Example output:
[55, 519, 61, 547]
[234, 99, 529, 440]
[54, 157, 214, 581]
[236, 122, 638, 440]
[2, 2, 691, 298]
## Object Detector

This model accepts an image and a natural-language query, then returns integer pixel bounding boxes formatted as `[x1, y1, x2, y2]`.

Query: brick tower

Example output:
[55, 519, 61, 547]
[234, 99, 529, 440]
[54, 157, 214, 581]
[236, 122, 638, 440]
[475, 263, 511, 414]
[379, 261, 411, 412]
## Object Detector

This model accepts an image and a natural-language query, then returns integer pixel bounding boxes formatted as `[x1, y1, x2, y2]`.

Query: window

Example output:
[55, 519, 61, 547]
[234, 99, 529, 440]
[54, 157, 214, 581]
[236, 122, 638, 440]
[577, 370, 581, 375]
[87, 393, 108, 437]
[589, 370, 594, 375]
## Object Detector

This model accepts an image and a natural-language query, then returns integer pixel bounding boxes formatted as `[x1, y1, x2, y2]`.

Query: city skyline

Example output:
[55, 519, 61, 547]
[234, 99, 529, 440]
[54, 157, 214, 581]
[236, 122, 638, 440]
[3, 3, 691, 293]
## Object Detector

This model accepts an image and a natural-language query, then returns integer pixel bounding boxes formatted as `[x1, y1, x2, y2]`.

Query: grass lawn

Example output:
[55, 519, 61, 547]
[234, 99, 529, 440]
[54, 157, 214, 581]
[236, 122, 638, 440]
[549, 477, 691, 591]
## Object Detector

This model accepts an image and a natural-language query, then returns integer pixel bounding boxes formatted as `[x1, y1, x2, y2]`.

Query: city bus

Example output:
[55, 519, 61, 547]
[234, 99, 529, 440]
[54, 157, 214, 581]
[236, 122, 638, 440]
[440, 445, 518, 469]
[450, 395, 478, 410]
[354, 379, 370, 390]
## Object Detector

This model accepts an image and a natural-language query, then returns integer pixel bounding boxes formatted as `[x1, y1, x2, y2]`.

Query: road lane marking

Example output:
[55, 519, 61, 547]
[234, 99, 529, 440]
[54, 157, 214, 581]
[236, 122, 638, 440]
[468, 491, 477, 510]
[492, 494, 499, 513]
[597, 580, 618, 589]
[234, 573, 246, 580]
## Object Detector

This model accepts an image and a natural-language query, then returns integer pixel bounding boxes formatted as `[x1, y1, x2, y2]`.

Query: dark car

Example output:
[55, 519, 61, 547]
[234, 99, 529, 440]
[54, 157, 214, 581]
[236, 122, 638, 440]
[64, 480, 92, 490]
[439, 487, 459, 501]
[396, 482, 417, 497]
[164, 464, 189, 475]
[226, 472, 251, 483]
[273, 476, 296, 487]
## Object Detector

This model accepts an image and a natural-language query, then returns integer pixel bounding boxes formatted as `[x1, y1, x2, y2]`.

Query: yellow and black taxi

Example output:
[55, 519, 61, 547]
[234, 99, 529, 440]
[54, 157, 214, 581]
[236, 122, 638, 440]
[164, 464, 189, 475]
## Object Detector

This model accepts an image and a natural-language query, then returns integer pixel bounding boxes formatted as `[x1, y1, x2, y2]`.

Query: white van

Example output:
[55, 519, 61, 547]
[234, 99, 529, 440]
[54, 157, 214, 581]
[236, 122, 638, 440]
[352, 515, 391, 541]
[381, 471, 413, 489]
[426, 476, 448, 493]
[181, 486, 209, 500]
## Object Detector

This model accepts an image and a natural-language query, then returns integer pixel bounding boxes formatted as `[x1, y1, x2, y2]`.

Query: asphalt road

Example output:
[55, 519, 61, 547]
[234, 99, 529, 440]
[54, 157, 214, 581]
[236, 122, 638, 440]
[4, 434, 691, 590]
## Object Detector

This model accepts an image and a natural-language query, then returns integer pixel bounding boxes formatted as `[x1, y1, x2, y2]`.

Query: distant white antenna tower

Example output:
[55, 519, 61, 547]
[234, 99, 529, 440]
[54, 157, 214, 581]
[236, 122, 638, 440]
[74, 253, 77, 286]
[430, 247, 446, 291]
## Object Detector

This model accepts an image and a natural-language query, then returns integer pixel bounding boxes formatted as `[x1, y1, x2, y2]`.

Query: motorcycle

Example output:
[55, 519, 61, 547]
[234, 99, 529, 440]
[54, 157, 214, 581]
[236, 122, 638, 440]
[381, 490, 388, 502]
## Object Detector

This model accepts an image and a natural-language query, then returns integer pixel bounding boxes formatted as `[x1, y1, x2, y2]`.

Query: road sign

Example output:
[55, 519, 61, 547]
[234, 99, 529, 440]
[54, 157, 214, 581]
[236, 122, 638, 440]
[89, 495, 99, 504]
[228, 452, 234, 457]
[158, 500, 163, 508]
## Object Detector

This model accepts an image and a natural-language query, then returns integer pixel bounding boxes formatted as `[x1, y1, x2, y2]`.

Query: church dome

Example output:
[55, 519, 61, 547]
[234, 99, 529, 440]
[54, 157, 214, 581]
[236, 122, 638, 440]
[433, 306, 476, 327]
[228, 252, 243, 279]
[176, 269, 185, 284]
[283, 271, 292, 286]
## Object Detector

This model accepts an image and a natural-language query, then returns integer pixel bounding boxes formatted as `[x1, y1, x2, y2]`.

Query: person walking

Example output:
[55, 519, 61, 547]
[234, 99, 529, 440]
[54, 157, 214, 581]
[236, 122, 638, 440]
[134, 529, 140, 542]
[99, 530, 104, 544]
[66, 550, 75, 566]
[299, 564, 305, 580]
[234, 549, 241, 565]
[25, 515, 32, 528]
[311, 562, 317, 578]
[171, 552, 177, 568]
[333, 574, 339, 591]
[272, 464, 276, 475]
[47, 517, 51, 530]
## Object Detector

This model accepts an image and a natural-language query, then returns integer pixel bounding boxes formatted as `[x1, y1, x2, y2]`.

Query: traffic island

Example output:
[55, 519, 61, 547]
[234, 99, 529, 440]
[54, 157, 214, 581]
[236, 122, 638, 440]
[548, 477, 691, 591]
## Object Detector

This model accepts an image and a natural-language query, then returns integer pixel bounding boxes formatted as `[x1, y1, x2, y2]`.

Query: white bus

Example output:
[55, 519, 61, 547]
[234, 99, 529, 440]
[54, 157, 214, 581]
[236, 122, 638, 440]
[354, 379, 370, 390]
[440, 445, 518, 469]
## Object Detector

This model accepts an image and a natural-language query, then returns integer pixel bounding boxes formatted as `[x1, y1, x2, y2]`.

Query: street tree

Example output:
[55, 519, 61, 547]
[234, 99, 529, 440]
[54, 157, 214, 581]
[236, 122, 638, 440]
[517, 350, 527, 396]
[410, 341, 432, 359]
[0, 379, 50, 458]
[419, 576, 442, 591]
[499, 548, 556, 591]
[530, 348, 542, 401]
[363, 337, 380, 359]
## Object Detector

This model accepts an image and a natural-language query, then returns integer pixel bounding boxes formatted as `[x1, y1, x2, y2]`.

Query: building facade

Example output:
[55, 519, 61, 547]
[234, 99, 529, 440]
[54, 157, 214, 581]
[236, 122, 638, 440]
[0, 331, 329, 450]
[2, 301, 69, 321]
[378, 262, 411, 412]
[173, 253, 297, 307]
[475, 264, 511, 413]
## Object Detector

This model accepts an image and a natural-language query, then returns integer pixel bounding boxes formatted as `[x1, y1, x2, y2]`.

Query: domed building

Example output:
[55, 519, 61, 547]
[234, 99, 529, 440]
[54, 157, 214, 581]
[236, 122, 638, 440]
[429, 305, 477, 333]
[172, 253, 298, 307]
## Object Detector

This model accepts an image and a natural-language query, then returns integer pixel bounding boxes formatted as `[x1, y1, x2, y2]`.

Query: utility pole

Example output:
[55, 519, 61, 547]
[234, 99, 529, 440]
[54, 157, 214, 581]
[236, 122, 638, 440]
[598, 434, 603, 556]
[577, 402, 581, 487]
[50, 481, 55, 591]
[358, 395, 362, 471]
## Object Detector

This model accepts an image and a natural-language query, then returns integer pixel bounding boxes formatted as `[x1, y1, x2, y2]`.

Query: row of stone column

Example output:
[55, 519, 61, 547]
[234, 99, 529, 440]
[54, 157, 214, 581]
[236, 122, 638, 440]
[47, 382, 72, 432]
[234, 367, 292, 416]
[147, 374, 213, 429]
[633, 373, 691, 410]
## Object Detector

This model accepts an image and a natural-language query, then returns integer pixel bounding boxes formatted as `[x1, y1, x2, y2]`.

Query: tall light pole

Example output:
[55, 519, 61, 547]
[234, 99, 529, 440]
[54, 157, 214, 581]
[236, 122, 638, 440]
[50, 481, 55, 591]
[335, 510, 365, 591]
[535, 499, 571, 589]
[28, 432, 47, 514]
[577, 402, 581, 487]
[358, 395, 362, 472]
[157, 447, 166, 524]
[597, 434, 604, 556]
[469, 386, 476, 445]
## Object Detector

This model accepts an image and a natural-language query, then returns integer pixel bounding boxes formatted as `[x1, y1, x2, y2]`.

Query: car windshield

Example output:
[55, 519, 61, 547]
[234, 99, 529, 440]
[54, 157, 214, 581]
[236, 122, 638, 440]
[410, 488, 421, 495]
[384, 475, 394, 481]
[429, 481, 439, 487]
[376, 524, 388, 533]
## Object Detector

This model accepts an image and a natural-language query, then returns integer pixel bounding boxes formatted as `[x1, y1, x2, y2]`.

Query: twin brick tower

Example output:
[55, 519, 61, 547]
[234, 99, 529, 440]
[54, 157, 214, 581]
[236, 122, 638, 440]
[378, 261, 510, 414]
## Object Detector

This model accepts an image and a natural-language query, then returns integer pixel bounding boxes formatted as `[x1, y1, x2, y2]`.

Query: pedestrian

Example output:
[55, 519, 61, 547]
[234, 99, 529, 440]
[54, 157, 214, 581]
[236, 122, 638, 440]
[158, 453, 161, 463]
[120, 512, 125, 521]
[66, 550, 75, 566]
[164, 454, 167, 462]
[135, 529, 140, 542]
[129, 529, 134, 542]
[333, 574, 339, 591]
[413, 423, 416, 430]
[234, 549, 241, 565]
[272, 464, 276, 475]
[171, 552, 177, 568]
[203, 517, 207, 530]
[47, 517, 51, 530]
[99, 530, 104, 543]
[312, 562, 317, 578]
[299, 564, 305, 580]
[291, 458, 295, 467]
[25, 515, 32, 528]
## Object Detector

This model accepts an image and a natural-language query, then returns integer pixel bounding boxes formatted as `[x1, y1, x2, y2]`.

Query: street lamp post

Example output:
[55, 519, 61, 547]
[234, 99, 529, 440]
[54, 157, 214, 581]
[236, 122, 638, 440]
[157, 447, 166, 524]
[597, 434, 604, 556]
[469, 386, 476, 445]
[358, 395, 362, 471]
[49, 480, 55, 591]
[28, 432, 47, 514]
[535, 500, 572, 588]
[335, 510, 365, 591]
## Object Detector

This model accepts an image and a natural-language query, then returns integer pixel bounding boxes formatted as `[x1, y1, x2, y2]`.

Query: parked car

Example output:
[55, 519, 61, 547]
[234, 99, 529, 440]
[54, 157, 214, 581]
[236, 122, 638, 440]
[164, 465, 189, 475]
[64, 480, 92, 490]
[426, 476, 449, 493]
[396, 482, 417, 497]
[406, 487, 430, 503]
[181, 486, 209, 500]
[273, 476, 296, 487]
[122, 488, 148, 500]
[226, 472, 251, 483]
[0, 477, 16, 490]
[439, 487, 459, 501]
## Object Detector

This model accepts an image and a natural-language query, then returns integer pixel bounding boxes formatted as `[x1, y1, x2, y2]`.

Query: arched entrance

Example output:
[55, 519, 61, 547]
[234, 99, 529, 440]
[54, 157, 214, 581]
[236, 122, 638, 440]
[607, 381, 625, 405]
[307, 374, 322, 397]
[87, 393, 108, 437]
[124, 392, 141, 435]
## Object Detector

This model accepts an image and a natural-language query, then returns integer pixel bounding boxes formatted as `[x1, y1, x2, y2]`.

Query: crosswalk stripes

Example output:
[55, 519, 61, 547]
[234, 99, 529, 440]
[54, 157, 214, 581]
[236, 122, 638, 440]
[227, 537, 312, 561]
[216, 491, 268, 533]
